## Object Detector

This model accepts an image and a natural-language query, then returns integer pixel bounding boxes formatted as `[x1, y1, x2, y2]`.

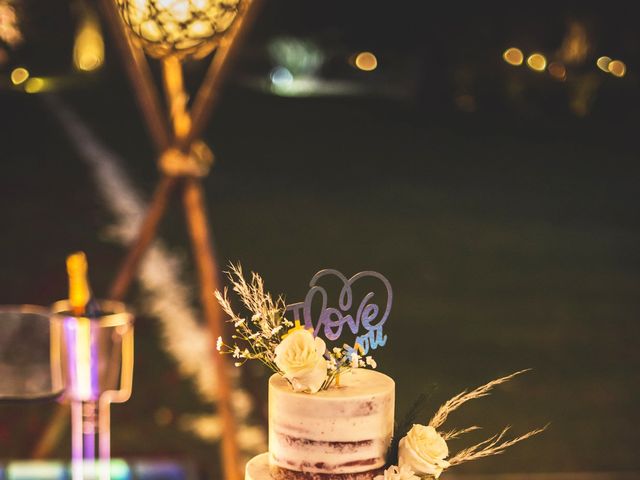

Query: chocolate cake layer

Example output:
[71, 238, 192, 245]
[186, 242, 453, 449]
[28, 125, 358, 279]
[277, 434, 373, 452]
[269, 464, 385, 480]
[244, 452, 385, 480]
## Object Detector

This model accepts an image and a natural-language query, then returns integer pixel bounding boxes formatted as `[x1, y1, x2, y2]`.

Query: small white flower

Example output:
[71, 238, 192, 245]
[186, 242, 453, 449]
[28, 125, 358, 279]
[233, 346, 241, 358]
[251, 313, 261, 322]
[234, 318, 246, 327]
[271, 325, 283, 336]
[366, 356, 377, 369]
[350, 351, 360, 369]
[216, 336, 223, 351]
[234, 362, 242, 367]
[374, 465, 420, 480]
[243, 348, 250, 357]
[283, 319, 294, 327]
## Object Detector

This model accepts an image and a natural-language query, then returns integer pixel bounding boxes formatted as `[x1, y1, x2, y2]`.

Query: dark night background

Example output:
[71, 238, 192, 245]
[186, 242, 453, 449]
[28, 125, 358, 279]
[1, 0, 639, 478]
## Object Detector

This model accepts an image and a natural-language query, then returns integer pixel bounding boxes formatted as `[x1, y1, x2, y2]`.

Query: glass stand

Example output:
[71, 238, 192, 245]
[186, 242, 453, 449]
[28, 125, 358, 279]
[50, 300, 134, 480]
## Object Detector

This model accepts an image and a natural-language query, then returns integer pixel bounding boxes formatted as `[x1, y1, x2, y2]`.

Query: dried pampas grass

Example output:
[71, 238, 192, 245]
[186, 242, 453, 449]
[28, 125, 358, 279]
[430, 369, 548, 469]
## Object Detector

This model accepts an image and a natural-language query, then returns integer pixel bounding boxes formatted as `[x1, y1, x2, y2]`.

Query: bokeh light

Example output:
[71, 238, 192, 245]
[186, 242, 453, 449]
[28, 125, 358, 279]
[10, 67, 29, 85]
[502, 47, 523, 66]
[268, 37, 324, 77]
[73, 14, 104, 72]
[0, 1, 23, 46]
[270, 66, 293, 87]
[24, 77, 45, 94]
[354, 51, 378, 71]
[596, 56, 612, 72]
[547, 62, 566, 81]
[559, 21, 588, 64]
[154, 407, 174, 426]
[526, 53, 547, 72]
[608, 60, 626, 77]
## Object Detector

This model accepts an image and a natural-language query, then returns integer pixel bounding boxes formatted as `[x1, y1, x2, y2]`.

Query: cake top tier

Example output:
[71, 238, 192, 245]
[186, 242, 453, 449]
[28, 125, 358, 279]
[269, 368, 394, 399]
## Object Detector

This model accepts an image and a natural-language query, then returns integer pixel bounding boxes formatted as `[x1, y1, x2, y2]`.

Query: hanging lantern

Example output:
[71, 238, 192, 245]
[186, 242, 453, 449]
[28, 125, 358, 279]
[115, 0, 241, 59]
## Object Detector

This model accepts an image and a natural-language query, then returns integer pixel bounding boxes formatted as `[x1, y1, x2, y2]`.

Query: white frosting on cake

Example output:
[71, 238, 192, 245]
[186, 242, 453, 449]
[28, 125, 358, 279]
[268, 369, 395, 475]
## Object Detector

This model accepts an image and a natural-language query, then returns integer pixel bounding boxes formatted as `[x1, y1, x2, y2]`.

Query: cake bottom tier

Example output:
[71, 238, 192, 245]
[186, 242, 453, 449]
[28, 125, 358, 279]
[246, 453, 384, 480]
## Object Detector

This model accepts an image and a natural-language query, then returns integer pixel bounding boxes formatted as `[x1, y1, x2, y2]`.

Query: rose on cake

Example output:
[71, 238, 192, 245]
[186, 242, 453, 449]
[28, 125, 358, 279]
[274, 328, 328, 393]
[398, 425, 450, 478]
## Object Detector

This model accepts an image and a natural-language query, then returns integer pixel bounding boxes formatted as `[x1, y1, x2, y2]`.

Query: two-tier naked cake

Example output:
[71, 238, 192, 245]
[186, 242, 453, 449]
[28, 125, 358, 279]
[219, 266, 546, 480]
[246, 369, 395, 480]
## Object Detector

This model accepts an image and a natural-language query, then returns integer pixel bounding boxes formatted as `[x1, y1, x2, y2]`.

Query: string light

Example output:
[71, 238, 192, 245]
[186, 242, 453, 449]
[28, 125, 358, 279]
[502, 47, 523, 66]
[526, 53, 547, 72]
[354, 51, 377, 71]
[115, 0, 241, 59]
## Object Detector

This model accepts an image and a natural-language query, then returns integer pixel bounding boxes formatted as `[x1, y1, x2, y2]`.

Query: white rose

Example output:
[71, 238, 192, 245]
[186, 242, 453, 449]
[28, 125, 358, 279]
[398, 425, 450, 479]
[374, 465, 420, 480]
[274, 329, 328, 393]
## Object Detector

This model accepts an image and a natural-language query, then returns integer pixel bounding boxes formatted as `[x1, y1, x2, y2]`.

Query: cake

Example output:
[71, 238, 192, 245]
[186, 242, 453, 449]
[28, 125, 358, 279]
[219, 266, 545, 480]
[246, 368, 395, 480]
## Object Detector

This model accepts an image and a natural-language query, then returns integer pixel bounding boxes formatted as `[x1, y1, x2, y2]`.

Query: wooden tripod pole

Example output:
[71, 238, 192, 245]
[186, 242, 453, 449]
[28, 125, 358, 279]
[183, 179, 241, 480]
[34, 4, 261, 477]
[162, 56, 241, 480]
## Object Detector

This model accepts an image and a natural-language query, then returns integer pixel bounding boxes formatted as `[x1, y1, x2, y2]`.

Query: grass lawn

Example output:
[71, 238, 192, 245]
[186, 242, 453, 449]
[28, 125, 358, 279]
[1, 75, 638, 476]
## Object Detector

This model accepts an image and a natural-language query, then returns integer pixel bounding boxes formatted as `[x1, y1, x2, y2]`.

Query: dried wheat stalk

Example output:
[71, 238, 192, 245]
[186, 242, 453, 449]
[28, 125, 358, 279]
[441, 425, 482, 440]
[429, 369, 530, 429]
[448, 424, 549, 466]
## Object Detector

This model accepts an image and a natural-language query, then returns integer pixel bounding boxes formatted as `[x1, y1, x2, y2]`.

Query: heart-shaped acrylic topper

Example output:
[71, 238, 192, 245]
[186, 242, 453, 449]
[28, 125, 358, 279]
[285, 269, 392, 355]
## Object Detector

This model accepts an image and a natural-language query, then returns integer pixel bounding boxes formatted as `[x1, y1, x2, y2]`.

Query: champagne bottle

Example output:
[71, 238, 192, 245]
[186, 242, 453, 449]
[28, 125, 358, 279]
[66, 251, 100, 459]
[66, 251, 101, 317]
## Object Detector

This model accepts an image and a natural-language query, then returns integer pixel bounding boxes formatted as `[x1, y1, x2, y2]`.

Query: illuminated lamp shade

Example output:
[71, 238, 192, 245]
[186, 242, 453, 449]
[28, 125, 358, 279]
[115, 0, 241, 59]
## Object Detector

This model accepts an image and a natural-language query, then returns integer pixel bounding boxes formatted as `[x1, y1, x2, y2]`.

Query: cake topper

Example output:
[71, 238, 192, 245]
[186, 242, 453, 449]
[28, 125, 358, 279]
[215, 264, 388, 393]
[285, 269, 392, 355]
